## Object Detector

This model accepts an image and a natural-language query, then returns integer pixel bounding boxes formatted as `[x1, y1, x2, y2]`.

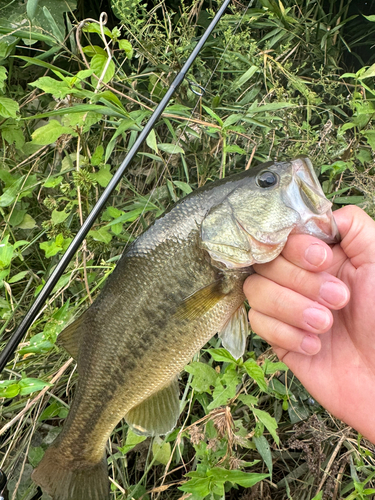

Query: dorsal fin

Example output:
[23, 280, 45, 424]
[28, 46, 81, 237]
[57, 313, 86, 360]
[125, 378, 180, 436]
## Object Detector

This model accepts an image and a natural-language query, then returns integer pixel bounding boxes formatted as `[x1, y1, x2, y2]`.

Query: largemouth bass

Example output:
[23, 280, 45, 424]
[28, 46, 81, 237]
[32, 157, 339, 500]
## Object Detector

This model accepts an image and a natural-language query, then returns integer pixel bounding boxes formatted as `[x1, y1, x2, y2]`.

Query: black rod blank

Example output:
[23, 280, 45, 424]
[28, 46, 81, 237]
[0, 0, 231, 373]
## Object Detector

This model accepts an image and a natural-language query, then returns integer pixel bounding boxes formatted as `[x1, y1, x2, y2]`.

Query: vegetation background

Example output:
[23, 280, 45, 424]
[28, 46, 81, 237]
[0, 0, 375, 498]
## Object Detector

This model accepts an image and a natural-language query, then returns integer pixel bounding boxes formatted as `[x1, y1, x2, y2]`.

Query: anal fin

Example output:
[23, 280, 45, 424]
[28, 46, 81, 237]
[125, 378, 180, 436]
[218, 304, 249, 360]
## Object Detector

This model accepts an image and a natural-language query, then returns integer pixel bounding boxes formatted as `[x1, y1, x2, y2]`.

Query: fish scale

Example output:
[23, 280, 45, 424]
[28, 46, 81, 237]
[32, 157, 339, 500]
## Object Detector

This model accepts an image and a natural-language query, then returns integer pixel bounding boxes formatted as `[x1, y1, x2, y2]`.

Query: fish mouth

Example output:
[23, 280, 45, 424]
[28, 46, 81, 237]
[287, 156, 340, 244]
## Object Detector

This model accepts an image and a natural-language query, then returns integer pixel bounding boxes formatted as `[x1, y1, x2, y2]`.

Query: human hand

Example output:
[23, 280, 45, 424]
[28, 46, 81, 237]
[244, 205, 375, 442]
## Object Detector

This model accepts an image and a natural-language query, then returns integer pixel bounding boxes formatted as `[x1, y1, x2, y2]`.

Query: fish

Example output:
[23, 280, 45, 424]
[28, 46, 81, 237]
[32, 156, 339, 500]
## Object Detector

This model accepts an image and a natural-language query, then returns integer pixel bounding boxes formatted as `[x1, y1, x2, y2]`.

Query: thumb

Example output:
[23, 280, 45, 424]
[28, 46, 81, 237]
[334, 205, 375, 268]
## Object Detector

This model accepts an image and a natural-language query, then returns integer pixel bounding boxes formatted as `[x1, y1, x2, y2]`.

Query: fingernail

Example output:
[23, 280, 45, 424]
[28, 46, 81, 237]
[303, 307, 331, 330]
[320, 281, 348, 307]
[305, 243, 327, 267]
[301, 334, 320, 355]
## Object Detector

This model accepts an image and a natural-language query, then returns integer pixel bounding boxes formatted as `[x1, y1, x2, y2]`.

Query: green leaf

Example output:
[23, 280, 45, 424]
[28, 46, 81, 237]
[248, 102, 296, 114]
[28, 446, 44, 467]
[29, 76, 73, 99]
[17, 213, 36, 229]
[207, 467, 268, 488]
[82, 45, 107, 57]
[0, 235, 14, 269]
[202, 105, 223, 126]
[90, 54, 115, 84]
[18, 377, 52, 395]
[179, 475, 211, 497]
[238, 394, 258, 407]
[209, 348, 238, 364]
[40, 234, 72, 258]
[8, 271, 28, 283]
[0, 176, 25, 207]
[185, 362, 219, 393]
[363, 130, 375, 150]
[173, 181, 193, 194]
[91, 145, 104, 166]
[119, 428, 146, 454]
[51, 209, 70, 225]
[44, 175, 63, 188]
[224, 145, 247, 155]
[263, 360, 288, 375]
[83, 22, 112, 39]
[31, 120, 74, 145]
[0, 96, 19, 118]
[231, 65, 258, 90]
[254, 435, 273, 475]
[208, 366, 240, 410]
[253, 408, 279, 444]
[157, 143, 185, 154]
[363, 14, 375, 22]
[89, 227, 112, 244]
[152, 436, 171, 465]
[118, 39, 133, 58]
[243, 359, 268, 392]
[91, 165, 113, 188]
[359, 63, 375, 80]
[146, 129, 158, 153]
[0, 382, 20, 398]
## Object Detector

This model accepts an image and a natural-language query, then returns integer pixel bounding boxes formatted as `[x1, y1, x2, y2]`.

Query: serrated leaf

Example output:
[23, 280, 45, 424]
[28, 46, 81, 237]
[238, 394, 258, 407]
[185, 362, 219, 393]
[118, 39, 133, 58]
[31, 120, 74, 145]
[29, 76, 73, 99]
[157, 143, 185, 154]
[91, 54, 115, 84]
[253, 408, 279, 444]
[244, 359, 268, 392]
[0, 96, 19, 118]
[363, 130, 375, 150]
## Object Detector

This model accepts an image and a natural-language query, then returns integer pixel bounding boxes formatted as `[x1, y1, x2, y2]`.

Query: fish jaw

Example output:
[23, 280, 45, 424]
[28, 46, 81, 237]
[285, 156, 340, 244]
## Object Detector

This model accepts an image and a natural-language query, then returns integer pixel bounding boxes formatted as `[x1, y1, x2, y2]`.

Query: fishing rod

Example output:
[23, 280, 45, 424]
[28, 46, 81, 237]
[0, 0, 232, 374]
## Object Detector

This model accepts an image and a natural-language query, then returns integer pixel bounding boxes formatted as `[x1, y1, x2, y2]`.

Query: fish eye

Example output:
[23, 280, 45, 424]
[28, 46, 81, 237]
[256, 171, 278, 188]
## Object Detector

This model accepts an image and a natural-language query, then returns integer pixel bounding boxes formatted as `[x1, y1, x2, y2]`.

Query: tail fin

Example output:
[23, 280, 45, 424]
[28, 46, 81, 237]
[32, 445, 109, 500]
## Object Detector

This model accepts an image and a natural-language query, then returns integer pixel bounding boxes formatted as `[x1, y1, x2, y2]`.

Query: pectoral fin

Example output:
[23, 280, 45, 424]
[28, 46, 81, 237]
[175, 280, 226, 322]
[125, 378, 180, 436]
[218, 304, 249, 360]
